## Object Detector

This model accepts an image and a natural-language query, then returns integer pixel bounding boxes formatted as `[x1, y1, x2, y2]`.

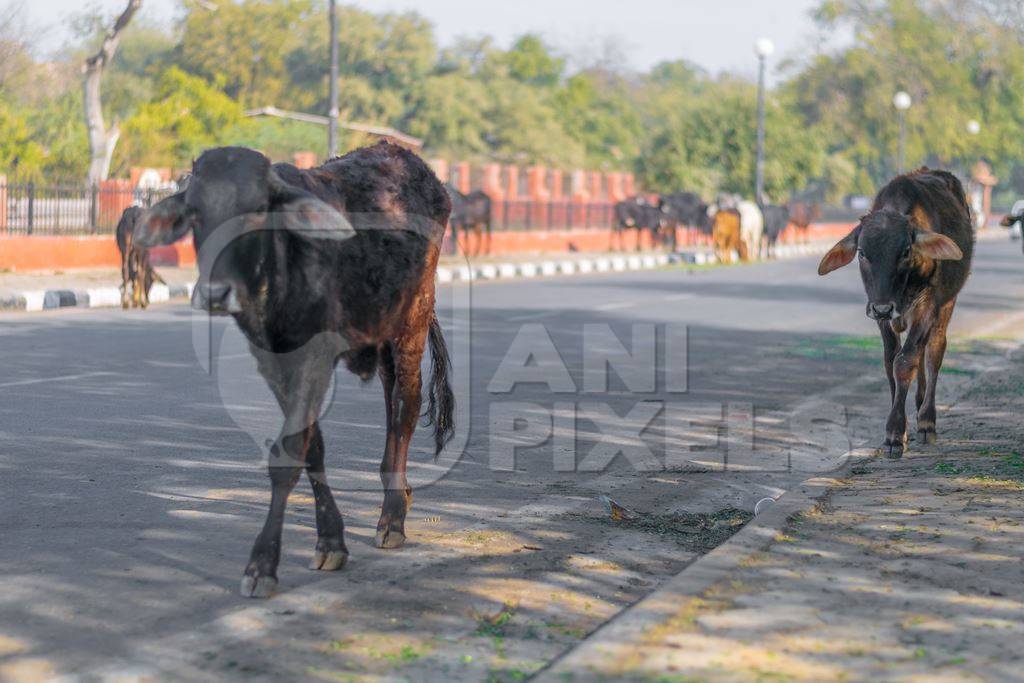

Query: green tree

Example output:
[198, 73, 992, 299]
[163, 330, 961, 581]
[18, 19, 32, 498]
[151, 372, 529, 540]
[118, 67, 245, 168]
[638, 79, 825, 199]
[503, 34, 564, 86]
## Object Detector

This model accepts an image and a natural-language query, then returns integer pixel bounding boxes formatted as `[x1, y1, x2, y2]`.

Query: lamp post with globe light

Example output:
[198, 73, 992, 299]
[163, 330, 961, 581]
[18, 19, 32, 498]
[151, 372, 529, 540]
[754, 38, 774, 205]
[893, 91, 912, 173]
[966, 119, 981, 187]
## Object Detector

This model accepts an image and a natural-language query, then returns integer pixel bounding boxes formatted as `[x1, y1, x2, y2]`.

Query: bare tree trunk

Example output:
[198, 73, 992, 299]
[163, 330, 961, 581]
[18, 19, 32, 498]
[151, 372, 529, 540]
[83, 0, 141, 186]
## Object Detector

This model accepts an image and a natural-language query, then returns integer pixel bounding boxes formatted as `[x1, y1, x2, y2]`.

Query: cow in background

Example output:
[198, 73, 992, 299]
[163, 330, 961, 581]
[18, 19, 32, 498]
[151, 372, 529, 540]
[736, 200, 765, 260]
[659, 191, 710, 247]
[761, 204, 790, 259]
[999, 199, 1024, 254]
[613, 196, 664, 251]
[818, 168, 972, 458]
[789, 186, 824, 243]
[707, 197, 764, 260]
[115, 205, 164, 309]
[446, 184, 492, 256]
[711, 208, 744, 263]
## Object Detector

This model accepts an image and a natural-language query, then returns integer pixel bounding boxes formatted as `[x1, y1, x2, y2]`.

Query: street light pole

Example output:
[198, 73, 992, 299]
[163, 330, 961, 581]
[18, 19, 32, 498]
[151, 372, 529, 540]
[893, 91, 911, 174]
[754, 38, 774, 206]
[327, 0, 339, 159]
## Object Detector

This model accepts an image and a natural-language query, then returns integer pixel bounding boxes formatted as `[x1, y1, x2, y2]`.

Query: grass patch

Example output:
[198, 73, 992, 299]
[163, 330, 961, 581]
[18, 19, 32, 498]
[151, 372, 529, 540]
[934, 453, 1024, 488]
[475, 603, 516, 638]
[544, 620, 587, 639]
[940, 365, 976, 376]
[784, 335, 878, 363]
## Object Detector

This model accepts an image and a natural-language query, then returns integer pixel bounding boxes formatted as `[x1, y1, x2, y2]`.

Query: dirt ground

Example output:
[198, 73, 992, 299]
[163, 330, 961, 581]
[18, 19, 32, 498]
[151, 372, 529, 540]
[543, 338, 1024, 683]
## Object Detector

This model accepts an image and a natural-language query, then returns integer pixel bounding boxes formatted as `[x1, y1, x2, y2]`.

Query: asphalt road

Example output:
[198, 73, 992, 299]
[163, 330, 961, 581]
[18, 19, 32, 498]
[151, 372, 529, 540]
[2, 236, 1023, 680]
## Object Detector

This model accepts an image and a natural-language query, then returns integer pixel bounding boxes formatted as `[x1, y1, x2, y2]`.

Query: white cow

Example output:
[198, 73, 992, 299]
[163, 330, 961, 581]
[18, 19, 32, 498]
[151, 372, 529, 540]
[736, 200, 764, 260]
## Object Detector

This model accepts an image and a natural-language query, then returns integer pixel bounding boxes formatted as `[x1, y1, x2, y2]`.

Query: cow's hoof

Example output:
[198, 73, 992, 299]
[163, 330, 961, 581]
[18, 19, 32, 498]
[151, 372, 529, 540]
[310, 548, 348, 571]
[882, 439, 905, 459]
[240, 573, 278, 598]
[375, 525, 406, 549]
[917, 428, 937, 445]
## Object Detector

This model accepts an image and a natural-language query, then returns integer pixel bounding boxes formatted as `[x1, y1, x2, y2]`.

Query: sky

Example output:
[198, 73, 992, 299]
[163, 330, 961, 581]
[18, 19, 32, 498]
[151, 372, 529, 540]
[32, 0, 832, 82]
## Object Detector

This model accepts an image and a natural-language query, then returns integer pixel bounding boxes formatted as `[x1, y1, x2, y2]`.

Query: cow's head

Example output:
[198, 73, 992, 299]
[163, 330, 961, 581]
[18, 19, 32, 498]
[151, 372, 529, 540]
[135, 147, 352, 315]
[818, 208, 962, 321]
[1000, 212, 1023, 228]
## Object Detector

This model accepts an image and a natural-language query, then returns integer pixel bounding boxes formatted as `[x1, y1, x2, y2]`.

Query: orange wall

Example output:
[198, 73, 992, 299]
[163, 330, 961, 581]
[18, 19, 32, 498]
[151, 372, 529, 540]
[451, 222, 852, 257]
[0, 224, 852, 272]
[0, 235, 195, 272]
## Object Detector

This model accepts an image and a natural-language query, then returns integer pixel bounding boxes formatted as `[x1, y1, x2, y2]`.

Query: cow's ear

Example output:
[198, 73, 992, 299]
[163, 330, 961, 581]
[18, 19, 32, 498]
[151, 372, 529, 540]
[268, 171, 355, 243]
[913, 231, 963, 261]
[817, 227, 859, 275]
[135, 192, 195, 247]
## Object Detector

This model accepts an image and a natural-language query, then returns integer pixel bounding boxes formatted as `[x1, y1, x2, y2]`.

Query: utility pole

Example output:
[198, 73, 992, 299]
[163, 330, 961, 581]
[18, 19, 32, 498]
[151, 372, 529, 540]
[327, 0, 339, 158]
[754, 38, 773, 205]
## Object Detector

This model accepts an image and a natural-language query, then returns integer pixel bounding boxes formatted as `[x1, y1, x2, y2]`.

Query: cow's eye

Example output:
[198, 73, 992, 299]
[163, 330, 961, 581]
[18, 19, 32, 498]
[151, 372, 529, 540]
[857, 249, 866, 260]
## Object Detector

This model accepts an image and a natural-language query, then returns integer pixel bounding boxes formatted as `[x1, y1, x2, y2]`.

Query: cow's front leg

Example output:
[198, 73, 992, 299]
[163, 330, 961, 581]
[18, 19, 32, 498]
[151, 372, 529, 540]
[241, 431, 307, 597]
[305, 422, 348, 571]
[879, 321, 899, 403]
[884, 319, 932, 459]
[376, 336, 425, 549]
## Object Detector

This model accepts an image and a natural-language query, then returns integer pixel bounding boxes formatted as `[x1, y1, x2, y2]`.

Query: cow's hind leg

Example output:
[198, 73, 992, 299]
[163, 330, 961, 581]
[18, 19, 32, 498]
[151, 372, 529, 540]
[376, 329, 428, 549]
[917, 300, 954, 445]
[305, 421, 348, 571]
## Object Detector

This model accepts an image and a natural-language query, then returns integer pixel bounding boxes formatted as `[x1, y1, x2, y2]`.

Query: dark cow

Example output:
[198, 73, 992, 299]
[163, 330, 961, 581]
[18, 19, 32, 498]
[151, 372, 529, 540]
[115, 206, 164, 309]
[818, 168, 972, 459]
[445, 185, 492, 256]
[658, 191, 709, 247]
[760, 204, 790, 259]
[788, 186, 823, 243]
[135, 142, 456, 597]
[613, 196, 663, 251]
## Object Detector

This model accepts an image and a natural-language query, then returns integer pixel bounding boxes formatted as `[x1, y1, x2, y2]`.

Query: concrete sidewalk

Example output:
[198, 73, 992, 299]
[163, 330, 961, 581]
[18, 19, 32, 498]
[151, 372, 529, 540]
[541, 338, 1024, 682]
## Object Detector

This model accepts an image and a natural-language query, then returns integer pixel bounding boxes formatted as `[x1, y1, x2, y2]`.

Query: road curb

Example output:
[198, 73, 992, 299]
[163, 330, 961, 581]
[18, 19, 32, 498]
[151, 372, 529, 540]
[534, 446, 877, 682]
[437, 242, 830, 284]
[0, 283, 193, 312]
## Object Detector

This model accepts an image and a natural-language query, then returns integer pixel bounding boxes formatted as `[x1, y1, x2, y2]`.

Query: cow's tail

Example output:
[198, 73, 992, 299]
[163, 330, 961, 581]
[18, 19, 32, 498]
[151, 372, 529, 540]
[424, 313, 456, 458]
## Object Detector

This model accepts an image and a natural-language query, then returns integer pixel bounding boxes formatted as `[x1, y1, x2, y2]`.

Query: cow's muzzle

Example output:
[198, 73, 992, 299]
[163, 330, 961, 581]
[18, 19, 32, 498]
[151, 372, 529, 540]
[192, 281, 241, 315]
[867, 302, 898, 321]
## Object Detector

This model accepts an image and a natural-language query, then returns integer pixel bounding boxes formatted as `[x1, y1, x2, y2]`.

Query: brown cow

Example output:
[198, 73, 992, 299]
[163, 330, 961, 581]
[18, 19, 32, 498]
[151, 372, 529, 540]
[135, 142, 456, 597]
[712, 209, 745, 263]
[115, 206, 164, 309]
[446, 184, 492, 256]
[818, 168, 972, 458]
[788, 188, 822, 243]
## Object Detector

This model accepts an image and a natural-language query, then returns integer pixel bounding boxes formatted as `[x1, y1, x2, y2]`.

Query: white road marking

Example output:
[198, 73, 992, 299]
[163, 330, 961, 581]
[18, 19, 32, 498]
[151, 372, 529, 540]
[507, 311, 559, 322]
[594, 301, 636, 311]
[0, 371, 117, 388]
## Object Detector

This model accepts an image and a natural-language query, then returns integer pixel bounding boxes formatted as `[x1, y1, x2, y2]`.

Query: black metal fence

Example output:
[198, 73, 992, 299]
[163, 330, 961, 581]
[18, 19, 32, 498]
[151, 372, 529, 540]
[0, 180, 852, 236]
[0, 182, 172, 235]
[494, 199, 615, 230]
